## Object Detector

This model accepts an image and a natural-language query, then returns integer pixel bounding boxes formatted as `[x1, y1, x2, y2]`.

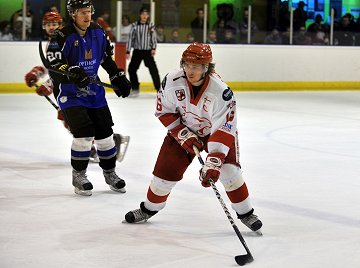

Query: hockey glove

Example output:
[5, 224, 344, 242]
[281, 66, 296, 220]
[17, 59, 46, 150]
[64, 65, 90, 88]
[35, 80, 53, 96]
[199, 152, 225, 187]
[170, 124, 203, 154]
[25, 66, 46, 87]
[57, 109, 70, 130]
[109, 69, 131, 98]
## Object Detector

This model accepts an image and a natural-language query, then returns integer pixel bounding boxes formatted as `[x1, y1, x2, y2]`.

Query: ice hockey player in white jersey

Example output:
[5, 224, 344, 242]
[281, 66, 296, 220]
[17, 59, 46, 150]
[125, 42, 262, 233]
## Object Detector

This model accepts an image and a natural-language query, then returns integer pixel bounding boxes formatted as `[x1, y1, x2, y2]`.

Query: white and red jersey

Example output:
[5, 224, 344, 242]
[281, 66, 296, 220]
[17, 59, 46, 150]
[156, 68, 237, 157]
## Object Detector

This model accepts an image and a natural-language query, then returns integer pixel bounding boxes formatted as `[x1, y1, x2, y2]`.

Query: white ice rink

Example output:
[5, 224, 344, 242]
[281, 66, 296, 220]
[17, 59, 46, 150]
[1, 91, 360, 268]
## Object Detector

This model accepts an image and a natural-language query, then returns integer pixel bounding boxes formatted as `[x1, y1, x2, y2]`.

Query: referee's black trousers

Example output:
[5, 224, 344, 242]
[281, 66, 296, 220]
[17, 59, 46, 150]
[128, 49, 161, 91]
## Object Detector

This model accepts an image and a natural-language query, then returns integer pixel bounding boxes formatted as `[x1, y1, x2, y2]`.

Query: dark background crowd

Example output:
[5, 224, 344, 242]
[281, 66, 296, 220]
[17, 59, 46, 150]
[1, 0, 360, 46]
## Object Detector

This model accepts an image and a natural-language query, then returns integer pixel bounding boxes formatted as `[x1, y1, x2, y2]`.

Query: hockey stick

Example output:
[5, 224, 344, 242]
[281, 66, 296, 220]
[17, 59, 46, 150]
[38, 41, 118, 90]
[33, 83, 59, 110]
[193, 146, 254, 266]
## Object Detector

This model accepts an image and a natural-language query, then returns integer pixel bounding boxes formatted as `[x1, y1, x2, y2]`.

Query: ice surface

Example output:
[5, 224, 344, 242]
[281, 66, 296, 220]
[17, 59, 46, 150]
[1, 91, 360, 268]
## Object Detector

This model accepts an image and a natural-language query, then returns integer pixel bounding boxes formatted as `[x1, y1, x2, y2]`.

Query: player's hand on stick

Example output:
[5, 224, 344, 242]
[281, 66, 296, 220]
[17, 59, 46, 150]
[170, 124, 203, 154]
[66, 65, 90, 88]
[35, 80, 53, 96]
[25, 66, 46, 87]
[109, 69, 131, 98]
[199, 152, 225, 187]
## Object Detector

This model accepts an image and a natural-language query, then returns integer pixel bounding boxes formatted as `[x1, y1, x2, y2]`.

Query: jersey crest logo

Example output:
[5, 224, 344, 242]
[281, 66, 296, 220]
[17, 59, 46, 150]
[175, 89, 186, 101]
[85, 49, 92, 60]
[74, 40, 79, 47]
[222, 87, 233, 101]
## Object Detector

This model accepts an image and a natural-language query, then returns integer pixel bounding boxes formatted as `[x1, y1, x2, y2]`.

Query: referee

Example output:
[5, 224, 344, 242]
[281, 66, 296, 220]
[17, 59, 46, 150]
[126, 7, 161, 96]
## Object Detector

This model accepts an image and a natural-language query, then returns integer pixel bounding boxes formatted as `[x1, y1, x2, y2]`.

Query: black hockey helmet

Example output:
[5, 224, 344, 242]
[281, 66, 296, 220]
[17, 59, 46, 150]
[67, 0, 94, 15]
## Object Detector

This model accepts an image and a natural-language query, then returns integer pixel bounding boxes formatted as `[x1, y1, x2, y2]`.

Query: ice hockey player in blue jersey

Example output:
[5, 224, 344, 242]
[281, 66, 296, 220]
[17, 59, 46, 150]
[46, 0, 131, 196]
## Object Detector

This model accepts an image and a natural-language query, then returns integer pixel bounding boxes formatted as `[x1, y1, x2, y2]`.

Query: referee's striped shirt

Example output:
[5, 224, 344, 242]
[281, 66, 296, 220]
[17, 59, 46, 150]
[126, 21, 157, 52]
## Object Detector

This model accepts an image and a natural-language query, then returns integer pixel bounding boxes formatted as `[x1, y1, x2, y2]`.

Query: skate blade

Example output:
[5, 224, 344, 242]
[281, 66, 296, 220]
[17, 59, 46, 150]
[109, 185, 126, 193]
[116, 135, 130, 162]
[74, 188, 92, 196]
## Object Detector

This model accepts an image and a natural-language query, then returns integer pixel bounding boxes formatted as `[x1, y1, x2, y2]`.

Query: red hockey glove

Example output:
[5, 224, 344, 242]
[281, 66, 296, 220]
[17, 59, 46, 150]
[25, 66, 46, 87]
[170, 124, 203, 154]
[199, 152, 225, 187]
[35, 80, 53, 96]
[57, 109, 70, 130]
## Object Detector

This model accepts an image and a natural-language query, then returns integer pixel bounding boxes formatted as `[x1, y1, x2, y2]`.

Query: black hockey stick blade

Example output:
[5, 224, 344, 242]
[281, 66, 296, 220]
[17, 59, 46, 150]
[235, 254, 254, 266]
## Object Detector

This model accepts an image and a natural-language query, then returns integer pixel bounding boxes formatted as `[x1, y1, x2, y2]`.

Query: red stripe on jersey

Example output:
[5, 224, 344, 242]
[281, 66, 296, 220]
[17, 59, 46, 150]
[208, 130, 234, 148]
[226, 183, 249, 203]
[159, 113, 180, 127]
[147, 187, 170, 204]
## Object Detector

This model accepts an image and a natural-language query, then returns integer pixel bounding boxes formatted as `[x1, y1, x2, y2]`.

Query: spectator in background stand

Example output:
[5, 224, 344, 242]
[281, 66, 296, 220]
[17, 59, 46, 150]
[206, 30, 217, 44]
[239, 8, 258, 44]
[293, 1, 308, 32]
[264, 26, 282, 45]
[186, 32, 195, 43]
[278, 1, 290, 32]
[11, 3, 34, 40]
[293, 26, 311, 45]
[96, 10, 116, 41]
[119, 15, 132, 42]
[334, 13, 356, 46]
[223, 29, 236, 44]
[49, 5, 60, 13]
[126, 7, 161, 96]
[170, 29, 180, 43]
[307, 14, 329, 45]
[0, 20, 14, 40]
[190, 8, 208, 42]
[213, 19, 226, 43]
[156, 24, 166, 43]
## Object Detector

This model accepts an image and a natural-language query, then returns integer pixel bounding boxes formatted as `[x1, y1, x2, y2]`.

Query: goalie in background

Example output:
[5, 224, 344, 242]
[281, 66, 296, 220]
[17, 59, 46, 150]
[125, 42, 263, 234]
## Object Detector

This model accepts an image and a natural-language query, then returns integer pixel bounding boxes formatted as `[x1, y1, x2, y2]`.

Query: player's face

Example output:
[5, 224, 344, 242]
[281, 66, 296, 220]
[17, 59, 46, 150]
[74, 7, 92, 29]
[183, 62, 207, 86]
[44, 22, 60, 36]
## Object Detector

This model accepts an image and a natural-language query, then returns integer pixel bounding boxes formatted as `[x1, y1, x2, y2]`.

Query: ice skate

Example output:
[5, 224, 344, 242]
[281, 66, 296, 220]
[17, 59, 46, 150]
[237, 210, 263, 235]
[103, 169, 126, 193]
[72, 169, 93, 196]
[113, 133, 130, 162]
[124, 202, 158, 223]
[89, 145, 100, 163]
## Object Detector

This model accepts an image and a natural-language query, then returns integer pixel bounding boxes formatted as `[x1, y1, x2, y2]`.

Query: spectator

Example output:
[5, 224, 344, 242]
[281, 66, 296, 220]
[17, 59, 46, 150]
[186, 32, 195, 43]
[307, 14, 329, 45]
[0, 20, 14, 40]
[239, 8, 258, 44]
[206, 30, 217, 44]
[334, 13, 356, 46]
[96, 10, 116, 41]
[49, 4, 59, 13]
[156, 24, 166, 43]
[10, 3, 34, 40]
[190, 8, 208, 42]
[119, 15, 132, 42]
[170, 29, 180, 43]
[278, 1, 290, 32]
[264, 26, 282, 45]
[213, 19, 226, 43]
[293, 1, 308, 31]
[126, 7, 161, 96]
[223, 29, 236, 44]
[293, 26, 311, 45]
